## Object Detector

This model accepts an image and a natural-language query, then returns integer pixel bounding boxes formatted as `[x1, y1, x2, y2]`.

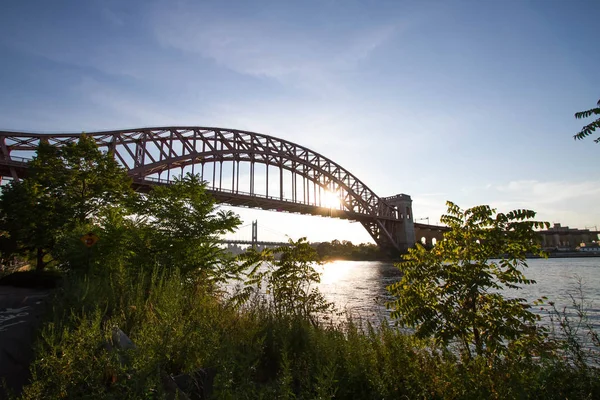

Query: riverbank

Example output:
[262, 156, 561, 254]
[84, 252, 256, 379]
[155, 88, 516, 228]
[319, 250, 600, 263]
[541, 251, 600, 258]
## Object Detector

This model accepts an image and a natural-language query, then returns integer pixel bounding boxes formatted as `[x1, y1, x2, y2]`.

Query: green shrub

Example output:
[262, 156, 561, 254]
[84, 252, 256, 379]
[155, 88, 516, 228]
[18, 239, 600, 399]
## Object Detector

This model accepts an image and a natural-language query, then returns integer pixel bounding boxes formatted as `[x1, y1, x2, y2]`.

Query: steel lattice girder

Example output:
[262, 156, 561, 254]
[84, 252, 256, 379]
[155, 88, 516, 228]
[0, 127, 406, 250]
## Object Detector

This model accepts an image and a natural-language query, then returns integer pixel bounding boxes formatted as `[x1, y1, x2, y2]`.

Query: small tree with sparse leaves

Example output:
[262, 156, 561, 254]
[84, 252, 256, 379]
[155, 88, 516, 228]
[236, 238, 334, 325]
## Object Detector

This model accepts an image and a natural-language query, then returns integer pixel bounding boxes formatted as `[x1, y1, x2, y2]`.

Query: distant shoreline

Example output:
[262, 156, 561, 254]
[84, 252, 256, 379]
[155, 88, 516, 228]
[533, 252, 600, 259]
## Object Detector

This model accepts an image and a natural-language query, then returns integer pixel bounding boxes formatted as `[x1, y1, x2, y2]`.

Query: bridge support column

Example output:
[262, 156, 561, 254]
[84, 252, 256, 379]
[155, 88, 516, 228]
[381, 194, 416, 252]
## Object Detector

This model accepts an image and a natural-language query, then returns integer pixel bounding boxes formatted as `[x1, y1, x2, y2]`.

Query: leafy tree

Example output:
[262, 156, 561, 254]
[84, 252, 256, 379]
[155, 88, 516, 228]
[51, 173, 241, 282]
[127, 173, 241, 284]
[0, 179, 52, 269]
[0, 134, 240, 279]
[0, 135, 133, 270]
[574, 98, 600, 143]
[30, 135, 134, 224]
[387, 201, 550, 359]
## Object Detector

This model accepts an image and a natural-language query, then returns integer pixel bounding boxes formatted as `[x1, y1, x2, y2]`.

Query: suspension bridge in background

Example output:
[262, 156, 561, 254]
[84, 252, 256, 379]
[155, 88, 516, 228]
[219, 220, 292, 247]
[0, 127, 448, 252]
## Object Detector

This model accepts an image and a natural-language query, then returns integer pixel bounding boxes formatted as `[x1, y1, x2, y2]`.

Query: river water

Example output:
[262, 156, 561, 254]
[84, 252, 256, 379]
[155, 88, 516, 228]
[316, 258, 600, 332]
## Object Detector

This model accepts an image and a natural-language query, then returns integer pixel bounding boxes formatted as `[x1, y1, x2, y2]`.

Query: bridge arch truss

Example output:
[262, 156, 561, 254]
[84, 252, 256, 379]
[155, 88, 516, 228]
[0, 127, 416, 251]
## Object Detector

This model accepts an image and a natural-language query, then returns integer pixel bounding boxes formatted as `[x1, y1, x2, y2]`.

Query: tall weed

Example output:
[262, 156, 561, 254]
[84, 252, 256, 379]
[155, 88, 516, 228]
[18, 266, 600, 399]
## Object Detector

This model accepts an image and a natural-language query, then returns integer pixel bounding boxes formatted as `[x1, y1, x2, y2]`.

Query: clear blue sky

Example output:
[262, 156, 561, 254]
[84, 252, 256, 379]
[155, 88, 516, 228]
[1, 0, 599, 243]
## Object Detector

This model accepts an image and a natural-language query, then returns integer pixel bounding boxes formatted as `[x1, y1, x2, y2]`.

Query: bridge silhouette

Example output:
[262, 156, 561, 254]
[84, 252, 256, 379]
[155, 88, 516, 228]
[220, 220, 291, 247]
[0, 127, 447, 252]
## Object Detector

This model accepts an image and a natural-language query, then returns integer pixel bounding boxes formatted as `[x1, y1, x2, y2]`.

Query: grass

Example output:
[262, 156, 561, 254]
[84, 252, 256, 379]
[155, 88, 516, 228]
[11, 266, 600, 399]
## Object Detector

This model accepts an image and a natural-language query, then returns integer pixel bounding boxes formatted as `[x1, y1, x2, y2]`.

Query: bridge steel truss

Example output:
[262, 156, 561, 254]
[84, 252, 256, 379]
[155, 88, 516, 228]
[0, 127, 413, 251]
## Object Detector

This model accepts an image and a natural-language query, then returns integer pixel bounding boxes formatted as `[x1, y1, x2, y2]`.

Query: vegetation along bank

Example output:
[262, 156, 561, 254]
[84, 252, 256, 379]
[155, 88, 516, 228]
[0, 135, 598, 399]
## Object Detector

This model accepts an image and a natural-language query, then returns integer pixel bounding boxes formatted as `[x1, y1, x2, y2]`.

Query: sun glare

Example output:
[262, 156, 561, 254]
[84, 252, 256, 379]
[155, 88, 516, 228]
[318, 260, 352, 285]
[322, 190, 342, 209]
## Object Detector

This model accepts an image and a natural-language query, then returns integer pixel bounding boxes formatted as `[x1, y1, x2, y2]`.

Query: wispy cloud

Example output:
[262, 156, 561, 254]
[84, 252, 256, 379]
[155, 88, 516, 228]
[410, 179, 600, 230]
[72, 78, 176, 127]
[494, 180, 600, 205]
[100, 7, 125, 26]
[151, 2, 397, 92]
[479, 180, 600, 228]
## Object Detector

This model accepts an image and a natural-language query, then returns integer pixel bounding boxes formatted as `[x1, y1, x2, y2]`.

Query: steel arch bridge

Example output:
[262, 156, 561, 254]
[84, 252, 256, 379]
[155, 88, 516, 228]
[0, 127, 419, 251]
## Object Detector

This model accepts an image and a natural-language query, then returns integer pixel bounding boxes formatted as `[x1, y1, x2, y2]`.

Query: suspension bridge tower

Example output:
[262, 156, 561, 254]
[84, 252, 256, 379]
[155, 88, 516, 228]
[251, 220, 258, 248]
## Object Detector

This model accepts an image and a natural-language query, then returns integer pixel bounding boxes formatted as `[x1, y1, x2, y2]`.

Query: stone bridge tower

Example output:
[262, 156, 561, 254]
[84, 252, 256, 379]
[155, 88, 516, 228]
[381, 194, 416, 252]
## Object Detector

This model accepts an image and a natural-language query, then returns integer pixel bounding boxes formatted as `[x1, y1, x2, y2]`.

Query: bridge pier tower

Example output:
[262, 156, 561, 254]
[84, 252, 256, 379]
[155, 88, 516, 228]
[381, 194, 416, 253]
[251, 220, 258, 248]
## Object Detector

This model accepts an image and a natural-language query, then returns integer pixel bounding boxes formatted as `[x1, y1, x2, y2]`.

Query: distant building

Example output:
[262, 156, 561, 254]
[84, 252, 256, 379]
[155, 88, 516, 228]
[538, 223, 600, 250]
[578, 242, 600, 252]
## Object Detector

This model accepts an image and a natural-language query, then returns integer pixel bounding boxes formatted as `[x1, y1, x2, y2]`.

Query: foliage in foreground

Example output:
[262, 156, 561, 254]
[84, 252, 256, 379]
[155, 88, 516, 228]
[387, 201, 551, 359]
[3, 139, 599, 398]
[0, 135, 133, 270]
[235, 238, 335, 325]
[0, 135, 240, 281]
[574, 97, 600, 143]
[19, 265, 600, 400]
